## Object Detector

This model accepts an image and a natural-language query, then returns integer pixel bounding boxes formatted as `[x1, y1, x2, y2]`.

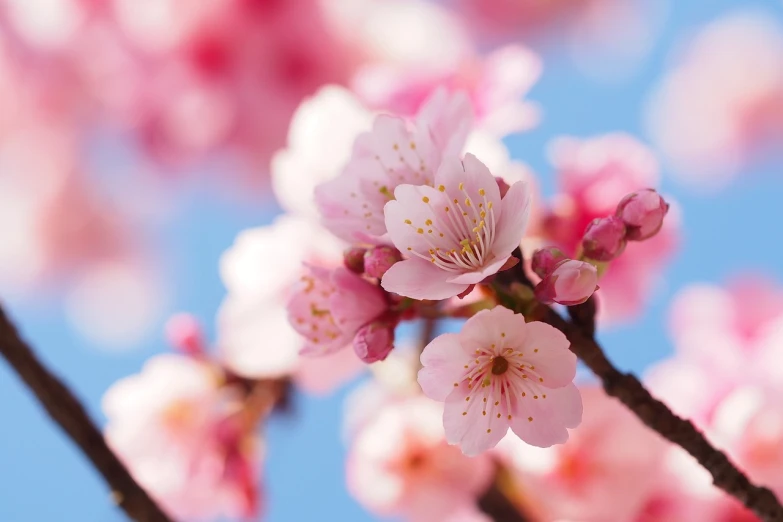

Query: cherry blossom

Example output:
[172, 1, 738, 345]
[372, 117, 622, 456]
[646, 12, 783, 188]
[102, 354, 261, 520]
[346, 396, 494, 522]
[418, 306, 582, 455]
[287, 264, 390, 357]
[314, 89, 473, 244]
[382, 153, 530, 300]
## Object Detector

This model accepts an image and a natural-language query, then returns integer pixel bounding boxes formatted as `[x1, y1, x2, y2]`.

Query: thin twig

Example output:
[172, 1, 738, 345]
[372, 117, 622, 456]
[0, 305, 173, 522]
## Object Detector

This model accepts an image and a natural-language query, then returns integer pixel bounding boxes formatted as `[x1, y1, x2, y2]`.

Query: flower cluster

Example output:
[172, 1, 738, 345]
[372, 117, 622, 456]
[532, 187, 669, 306]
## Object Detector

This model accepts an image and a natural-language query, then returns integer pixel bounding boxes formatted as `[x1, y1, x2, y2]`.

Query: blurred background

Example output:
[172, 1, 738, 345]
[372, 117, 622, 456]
[1, 0, 783, 521]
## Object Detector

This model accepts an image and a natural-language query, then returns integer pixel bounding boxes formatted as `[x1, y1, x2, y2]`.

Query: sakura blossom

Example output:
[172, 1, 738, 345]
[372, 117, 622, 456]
[287, 264, 390, 357]
[346, 396, 494, 521]
[418, 306, 582, 456]
[646, 12, 783, 188]
[315, 89, 473, 244]
[102, 354, 261, 520]
[381, 153, 530, 300]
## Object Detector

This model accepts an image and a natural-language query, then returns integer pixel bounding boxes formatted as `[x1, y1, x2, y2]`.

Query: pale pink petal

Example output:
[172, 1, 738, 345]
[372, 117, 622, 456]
[381, 258, 467, 300]
[419, 333, 471, 400]
[445, 255, 511, 285]
[522, 322, 576, 388]
[459, 307, 526, 352]
[416, 87, 474, 156]
[435, 153, 501, 207]
[444, 381, 510, 456]
[330, 267, 387, 333]
[492, 181, 531, 255]
[509, 383, 582, 447]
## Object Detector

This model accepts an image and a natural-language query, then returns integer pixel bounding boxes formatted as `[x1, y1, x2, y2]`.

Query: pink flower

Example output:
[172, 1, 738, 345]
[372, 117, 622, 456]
[535, 259, 599, 306]
[381, 153, 530, 300]
[102, 354, 260, 520]
[287, 265, 389, 357]
[217, 217, 367, 394]
[314, 89, 473, 244]
[581, 216, 627, 261]
[346, 396, 494, 522]
[616, 189, 669, 241]
[217, 216, 343, 379]
[498, 386, 667, 522]
[646, 13, 783, 188]
[418, 306, 582, 455]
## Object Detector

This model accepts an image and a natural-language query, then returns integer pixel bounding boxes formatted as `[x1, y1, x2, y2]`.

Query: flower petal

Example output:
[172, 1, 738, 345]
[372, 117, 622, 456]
[419, 333, 471, 400]
[509, 383, 582, 447]
[444, 381, 510, 456]
[492, 181, 530, 256]
[381, 258, 467, 300]
[522, 321, 577, 388]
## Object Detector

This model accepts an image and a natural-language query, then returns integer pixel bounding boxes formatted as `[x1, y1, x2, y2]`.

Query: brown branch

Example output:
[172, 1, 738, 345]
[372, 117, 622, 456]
[542, 301, 783, 522]
[478, 481, 530, 522]
[492, 248, 783, 521]
[0, 305, 173, 522]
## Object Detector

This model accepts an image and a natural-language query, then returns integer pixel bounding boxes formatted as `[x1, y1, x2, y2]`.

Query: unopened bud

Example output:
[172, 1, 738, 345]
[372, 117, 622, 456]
[364, 246, 402, 279]
[353, 322, 395, 363]
[531, 246, 567, 279]
[581, 216, 627, 261]
[534, 259, 599, 306]
[344, 247, 368, 274]
[616, 189, 669, 241]
[165, 313, 204, 355]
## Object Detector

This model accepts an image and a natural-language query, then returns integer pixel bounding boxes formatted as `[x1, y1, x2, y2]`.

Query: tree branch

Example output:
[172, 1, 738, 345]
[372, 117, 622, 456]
[543, 302, 783, 522]
[0, 304, 173, 522]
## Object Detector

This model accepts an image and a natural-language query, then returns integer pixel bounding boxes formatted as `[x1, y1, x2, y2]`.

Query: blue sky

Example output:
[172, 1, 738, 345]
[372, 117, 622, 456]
[2, 1, 783, 521]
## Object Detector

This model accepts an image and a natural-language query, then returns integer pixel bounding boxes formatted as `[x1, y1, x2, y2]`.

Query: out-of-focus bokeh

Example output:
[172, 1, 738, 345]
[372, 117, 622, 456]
[1, 0, 783, 521]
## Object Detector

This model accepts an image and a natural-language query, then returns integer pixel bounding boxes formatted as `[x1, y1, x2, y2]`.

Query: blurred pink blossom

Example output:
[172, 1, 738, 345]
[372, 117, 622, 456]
[540, 134, 678, 323]
[646, 12, 783, 188]
[498, 386, 667, 522]
[418, 306, 581, 455]
[103, 354, 261, 520]
[354, 45, 541, 137]
[346, 396, 494, 522]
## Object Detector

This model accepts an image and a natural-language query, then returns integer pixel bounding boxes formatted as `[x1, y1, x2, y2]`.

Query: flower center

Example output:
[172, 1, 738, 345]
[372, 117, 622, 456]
[491, 356, 509, 375]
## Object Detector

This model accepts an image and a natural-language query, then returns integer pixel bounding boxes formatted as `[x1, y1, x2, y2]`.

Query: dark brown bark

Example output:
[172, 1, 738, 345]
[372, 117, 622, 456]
[0, 305, 173, 522]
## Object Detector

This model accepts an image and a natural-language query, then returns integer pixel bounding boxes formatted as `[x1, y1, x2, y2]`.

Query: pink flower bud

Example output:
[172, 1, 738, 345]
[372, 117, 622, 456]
[534, 259, 599, 306]
[343, 247, 368, 274]
[531, 246, 567, 279]
[364, 246, 402, 279]
[165, 313, 205, 355]
[581, 216, 627, 261]
[616, 189, 669, 241]
[353, 321, 395, 363]
[495, 176, 511, 198]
